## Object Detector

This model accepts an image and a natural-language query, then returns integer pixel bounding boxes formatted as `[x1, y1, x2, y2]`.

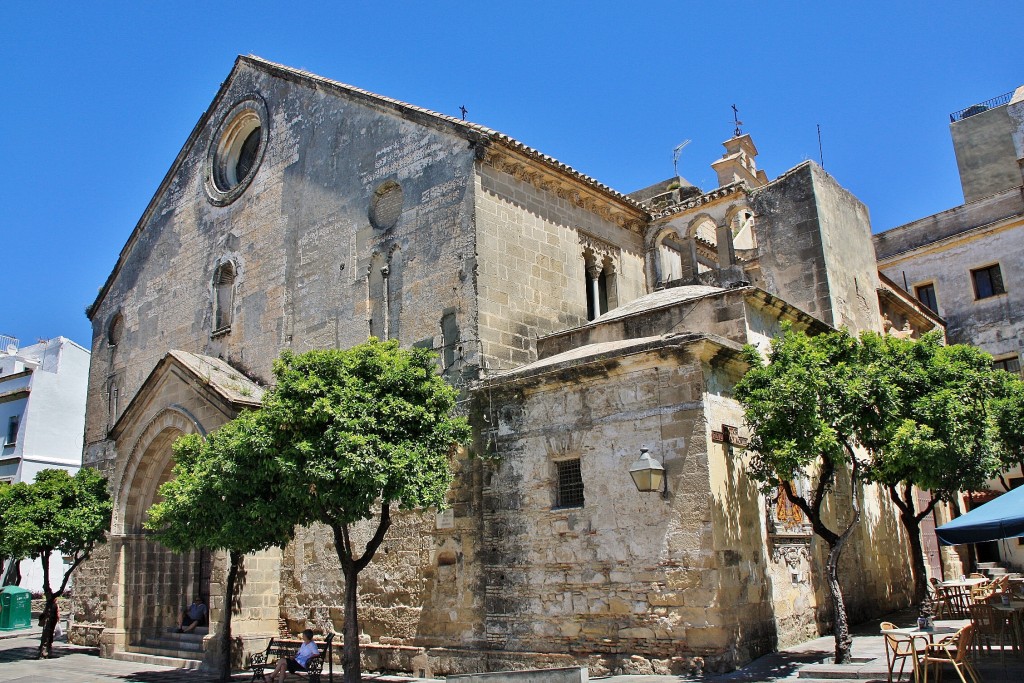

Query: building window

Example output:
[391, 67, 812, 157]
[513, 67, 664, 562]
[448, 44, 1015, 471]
[107, 313, 124, 347]
[971, 264, 1006, 299]
[214, 262, 236, 333]
[583, 251, 617, 322]
[554, 458, 585, 509]
[993, 355, 1021, 375]
[205, 97, 269, 206]
[914, 283, 938, 313]
[5, 415, 19, 446]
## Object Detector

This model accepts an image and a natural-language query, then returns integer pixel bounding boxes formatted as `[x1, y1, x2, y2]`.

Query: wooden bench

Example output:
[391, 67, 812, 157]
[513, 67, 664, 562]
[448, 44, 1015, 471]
[249, 632, 335, 683]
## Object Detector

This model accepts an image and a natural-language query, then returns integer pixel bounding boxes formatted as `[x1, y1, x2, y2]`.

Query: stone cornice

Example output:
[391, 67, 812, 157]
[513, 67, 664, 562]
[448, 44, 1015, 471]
[650, 181, 749, 221]
[483, 147, 647, 233]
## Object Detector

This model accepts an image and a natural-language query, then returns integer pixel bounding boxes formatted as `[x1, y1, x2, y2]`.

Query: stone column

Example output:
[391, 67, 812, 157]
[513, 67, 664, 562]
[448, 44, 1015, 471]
[586, 264, 602, 319]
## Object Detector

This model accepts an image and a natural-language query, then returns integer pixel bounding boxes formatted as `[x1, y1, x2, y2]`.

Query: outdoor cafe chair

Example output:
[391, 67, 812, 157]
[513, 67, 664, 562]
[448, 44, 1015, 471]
[881, 621, 926, 683]
[940, 585, 972, 620]
[920, 624, 979, 683]
[970, 602, 1011, 662]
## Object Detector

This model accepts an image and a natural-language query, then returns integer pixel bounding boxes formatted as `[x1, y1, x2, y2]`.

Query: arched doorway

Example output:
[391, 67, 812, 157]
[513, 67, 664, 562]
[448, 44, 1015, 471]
[112, 409, 210, 650]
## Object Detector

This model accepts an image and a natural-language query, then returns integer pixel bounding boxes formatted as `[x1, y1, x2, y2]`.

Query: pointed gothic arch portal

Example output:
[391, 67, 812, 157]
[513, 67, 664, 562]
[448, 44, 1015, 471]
[115, 417, 211, 649]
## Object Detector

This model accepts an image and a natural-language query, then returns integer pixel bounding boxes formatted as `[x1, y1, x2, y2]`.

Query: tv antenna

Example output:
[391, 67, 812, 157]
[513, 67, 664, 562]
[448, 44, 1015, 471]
[672, 139, 691, 179]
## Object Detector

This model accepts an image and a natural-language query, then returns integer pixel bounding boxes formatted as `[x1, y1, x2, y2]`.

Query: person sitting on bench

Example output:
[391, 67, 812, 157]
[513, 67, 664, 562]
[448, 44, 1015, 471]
[266, 629, 319, 683]
[176, 595, 208, 633]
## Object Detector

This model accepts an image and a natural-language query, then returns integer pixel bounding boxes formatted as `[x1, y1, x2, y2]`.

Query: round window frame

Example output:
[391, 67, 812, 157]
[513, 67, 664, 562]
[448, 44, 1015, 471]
[369, 180, 404, 231]
[205, 96, 269, 206]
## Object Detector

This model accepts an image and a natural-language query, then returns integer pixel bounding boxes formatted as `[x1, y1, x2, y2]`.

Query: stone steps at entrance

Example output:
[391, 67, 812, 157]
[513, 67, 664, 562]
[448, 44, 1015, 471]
[111, 649, 204, 670]
[143, 636, 204, 652]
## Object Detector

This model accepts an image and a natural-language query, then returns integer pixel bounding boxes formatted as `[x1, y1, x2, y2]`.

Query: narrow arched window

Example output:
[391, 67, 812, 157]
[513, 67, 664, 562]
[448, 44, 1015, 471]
[214, 262, 236, 332]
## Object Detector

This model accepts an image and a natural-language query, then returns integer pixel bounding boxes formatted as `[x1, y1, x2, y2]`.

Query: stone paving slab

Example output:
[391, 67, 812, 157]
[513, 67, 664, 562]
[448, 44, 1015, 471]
[2, 612, 1024, 683]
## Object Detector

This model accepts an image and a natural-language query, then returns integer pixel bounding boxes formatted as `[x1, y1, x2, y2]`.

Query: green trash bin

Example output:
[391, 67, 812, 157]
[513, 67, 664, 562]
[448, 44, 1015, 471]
[0, 585, 32, 630]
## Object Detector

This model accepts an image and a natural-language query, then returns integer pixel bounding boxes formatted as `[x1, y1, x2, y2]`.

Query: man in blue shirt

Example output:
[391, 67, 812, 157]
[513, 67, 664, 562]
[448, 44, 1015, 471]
[266, 628, 319, 683]
[176, 596, 208, 633]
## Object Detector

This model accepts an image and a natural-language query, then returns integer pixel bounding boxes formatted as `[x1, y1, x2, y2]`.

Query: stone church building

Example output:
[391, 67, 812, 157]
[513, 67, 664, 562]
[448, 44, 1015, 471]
[70, 56, 933, 675]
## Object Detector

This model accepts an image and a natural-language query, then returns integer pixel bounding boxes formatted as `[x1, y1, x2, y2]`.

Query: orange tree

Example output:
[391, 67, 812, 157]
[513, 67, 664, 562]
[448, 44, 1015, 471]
[0, 468, 111, 659]
[257, 340, 469, 683]
[735, 326, 893, 664]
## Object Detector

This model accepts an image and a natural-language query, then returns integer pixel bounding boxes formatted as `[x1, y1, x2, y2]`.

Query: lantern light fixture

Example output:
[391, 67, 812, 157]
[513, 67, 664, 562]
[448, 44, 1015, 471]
[629, 446, 667, 497]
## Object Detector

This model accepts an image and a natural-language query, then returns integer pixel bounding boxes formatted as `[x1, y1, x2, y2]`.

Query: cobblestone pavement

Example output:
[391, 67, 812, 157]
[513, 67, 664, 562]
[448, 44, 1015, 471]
[3, 611, 1024, 683]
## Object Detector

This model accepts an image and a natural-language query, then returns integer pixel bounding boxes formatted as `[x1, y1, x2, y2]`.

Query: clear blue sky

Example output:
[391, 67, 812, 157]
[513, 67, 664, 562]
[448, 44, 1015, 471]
[1, 1, 1020, 349]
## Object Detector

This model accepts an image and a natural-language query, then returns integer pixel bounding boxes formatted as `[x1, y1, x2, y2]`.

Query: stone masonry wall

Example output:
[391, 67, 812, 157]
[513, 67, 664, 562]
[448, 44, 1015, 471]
[478, 346, 724, 663]
[77, 59, 482, 649]
[474, 162, 646, 372]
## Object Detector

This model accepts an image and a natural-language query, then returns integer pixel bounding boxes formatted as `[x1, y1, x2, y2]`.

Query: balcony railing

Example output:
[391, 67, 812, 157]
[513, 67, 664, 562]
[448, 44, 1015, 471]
[950, 91, 1015, 122]
[0, 335, 18, 355]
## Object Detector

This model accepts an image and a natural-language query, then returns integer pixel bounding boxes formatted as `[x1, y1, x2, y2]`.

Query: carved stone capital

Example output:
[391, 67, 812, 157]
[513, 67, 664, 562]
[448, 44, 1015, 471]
[770, 537, 812, 568]
[579, 231, 620, 264]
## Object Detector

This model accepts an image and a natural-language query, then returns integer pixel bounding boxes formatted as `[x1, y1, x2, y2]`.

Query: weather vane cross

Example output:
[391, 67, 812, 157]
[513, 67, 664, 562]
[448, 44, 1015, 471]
[732, 103, 743, 137]
[459, 105, 468, 121]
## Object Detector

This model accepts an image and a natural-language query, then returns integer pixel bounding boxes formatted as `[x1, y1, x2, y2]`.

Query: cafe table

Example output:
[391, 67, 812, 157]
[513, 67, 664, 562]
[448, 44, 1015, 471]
[939, 577, 989, 588]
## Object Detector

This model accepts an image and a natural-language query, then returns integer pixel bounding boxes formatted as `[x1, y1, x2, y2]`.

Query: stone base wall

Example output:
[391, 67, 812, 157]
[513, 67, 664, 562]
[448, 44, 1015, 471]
[361, 644, 708, 678]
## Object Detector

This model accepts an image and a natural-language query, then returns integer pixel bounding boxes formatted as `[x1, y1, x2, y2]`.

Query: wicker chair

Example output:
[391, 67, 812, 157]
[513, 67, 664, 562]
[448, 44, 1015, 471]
[881, 621, 926, 683]
[939, 585, 972, 619]
[920, 624, 979, 683]
[970, 602, 1011, 662]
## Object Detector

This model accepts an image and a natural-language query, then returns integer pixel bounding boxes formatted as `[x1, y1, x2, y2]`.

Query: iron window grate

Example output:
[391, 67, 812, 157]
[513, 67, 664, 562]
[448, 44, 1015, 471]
[556, 459, 585, 508]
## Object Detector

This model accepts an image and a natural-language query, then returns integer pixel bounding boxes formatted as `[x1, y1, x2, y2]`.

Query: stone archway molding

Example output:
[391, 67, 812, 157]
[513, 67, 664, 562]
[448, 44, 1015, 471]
[112, 404, 206, 535]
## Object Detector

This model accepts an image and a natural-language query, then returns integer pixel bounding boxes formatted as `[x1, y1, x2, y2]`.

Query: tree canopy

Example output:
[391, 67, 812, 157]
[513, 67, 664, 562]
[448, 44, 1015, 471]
[260, 341, 471, 683]
[144, 340, 470, 682]
[859, 330, 1002, 601]
[735, 325, 893, 664]
[0, 467, 111, 658]
[146, 410, 297, 679]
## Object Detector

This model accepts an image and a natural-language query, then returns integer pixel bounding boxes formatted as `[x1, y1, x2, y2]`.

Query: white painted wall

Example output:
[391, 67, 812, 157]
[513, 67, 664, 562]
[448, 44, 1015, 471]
[0, 336, 90, 593]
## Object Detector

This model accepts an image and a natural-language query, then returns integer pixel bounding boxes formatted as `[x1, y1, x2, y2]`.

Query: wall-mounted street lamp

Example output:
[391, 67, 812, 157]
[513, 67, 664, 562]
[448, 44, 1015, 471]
[629, 446, 667, 497]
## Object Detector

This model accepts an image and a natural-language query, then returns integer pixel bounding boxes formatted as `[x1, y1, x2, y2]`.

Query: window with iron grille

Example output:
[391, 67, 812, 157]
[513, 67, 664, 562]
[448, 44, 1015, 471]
[555, 459, 584, 508]
[915, 283, 938, 314]
[993, 355, 1021, 375]
[971, 264, 1006, 299]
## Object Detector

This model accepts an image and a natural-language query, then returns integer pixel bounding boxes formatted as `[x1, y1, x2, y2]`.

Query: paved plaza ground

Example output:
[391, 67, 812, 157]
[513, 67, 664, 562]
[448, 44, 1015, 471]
[2, 609, 1023, 682]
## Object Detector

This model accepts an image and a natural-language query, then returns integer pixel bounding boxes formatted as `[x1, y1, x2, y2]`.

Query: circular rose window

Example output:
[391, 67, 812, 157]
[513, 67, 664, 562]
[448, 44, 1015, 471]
[205, 97, 269, 206]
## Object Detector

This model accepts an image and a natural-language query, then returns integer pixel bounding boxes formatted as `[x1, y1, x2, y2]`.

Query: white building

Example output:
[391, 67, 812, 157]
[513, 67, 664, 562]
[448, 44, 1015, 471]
[0, 335, 91, 591]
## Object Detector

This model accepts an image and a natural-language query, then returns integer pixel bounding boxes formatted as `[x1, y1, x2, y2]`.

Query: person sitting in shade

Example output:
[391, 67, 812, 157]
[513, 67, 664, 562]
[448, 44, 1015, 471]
[266, 629, 319, 683]
[176, 595, 208, 633]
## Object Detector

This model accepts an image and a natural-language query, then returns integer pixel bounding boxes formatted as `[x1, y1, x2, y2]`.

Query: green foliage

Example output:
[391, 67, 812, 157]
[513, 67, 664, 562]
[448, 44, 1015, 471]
[145, 409, 295, 555]
[0, 468, 111, 563]
[735, 325, 891, 494]
[991, 369, 1024, 471]
[261, 339, 471, 527]
[863, 331, 1001, 500]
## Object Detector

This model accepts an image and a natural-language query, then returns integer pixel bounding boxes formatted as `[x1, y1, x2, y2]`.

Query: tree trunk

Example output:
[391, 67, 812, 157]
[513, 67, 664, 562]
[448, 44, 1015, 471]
[37, 551, 57, 659]
[903, 515, 929, 604]
[824, 538, 852, 664]
[887, 484, 935, 605]
[342, 565, 360, 683]
[220, 551, 242, 681]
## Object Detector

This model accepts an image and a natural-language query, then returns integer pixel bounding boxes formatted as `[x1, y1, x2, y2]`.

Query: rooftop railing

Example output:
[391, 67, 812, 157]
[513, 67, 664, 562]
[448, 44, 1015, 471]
[950, 91, 1015, 123]
[0, 335, 18, 355]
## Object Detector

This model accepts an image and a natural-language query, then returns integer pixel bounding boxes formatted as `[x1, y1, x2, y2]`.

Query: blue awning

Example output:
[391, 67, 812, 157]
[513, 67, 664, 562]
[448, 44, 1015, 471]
[935, 485, 1024, 546]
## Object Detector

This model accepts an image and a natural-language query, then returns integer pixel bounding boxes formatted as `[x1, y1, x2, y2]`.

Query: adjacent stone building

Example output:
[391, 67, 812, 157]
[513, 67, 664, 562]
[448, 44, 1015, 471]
[874, 85, 1024, 574]
[71, 56, 927, 674]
